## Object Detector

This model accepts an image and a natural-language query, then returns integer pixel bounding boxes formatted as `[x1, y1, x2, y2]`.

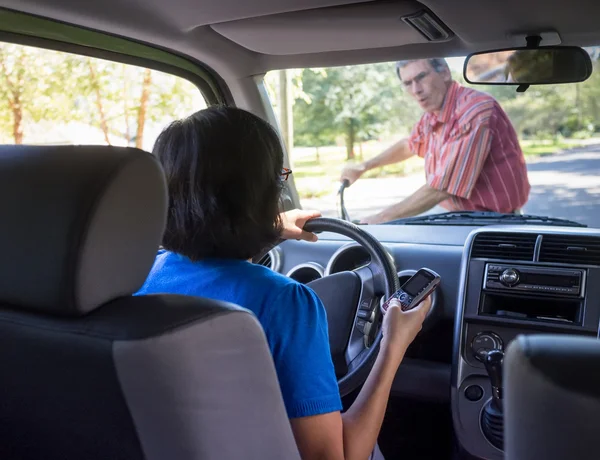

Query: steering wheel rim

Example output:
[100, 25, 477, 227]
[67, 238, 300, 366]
[303, 217, 400, 396]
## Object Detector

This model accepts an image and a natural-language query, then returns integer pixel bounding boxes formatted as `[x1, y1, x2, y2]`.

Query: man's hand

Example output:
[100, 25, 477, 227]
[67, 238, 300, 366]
[360, 213, 386, 225]
[280, 209, 322, 242]
[340, 163, 366, 186]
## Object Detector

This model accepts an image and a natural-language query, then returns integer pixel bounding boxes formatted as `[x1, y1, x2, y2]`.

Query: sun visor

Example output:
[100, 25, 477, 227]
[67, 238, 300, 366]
[210, 1, 453, 56]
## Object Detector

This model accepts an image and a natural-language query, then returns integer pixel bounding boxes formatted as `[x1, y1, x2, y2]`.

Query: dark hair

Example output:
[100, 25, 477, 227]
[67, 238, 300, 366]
[395, 58, 450, 80]
[153, 106, 284, 261]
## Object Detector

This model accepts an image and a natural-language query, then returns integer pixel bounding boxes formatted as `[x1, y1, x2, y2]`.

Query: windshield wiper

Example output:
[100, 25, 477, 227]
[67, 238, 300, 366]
[385, 211, 587, 227]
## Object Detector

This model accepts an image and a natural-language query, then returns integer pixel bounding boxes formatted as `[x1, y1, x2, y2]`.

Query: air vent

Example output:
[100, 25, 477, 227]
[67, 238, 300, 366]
[286, 263, 324, 284]
[258, 252, 272, 268]
[539, 235, 600, 265]
[401, 10, 452, 42]
[256, 247, 281, 272]
[471, 233, 537, 261]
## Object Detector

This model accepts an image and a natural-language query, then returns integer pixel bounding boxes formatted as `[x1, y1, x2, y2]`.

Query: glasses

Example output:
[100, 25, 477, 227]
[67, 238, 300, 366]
[281, 167, 292, 181]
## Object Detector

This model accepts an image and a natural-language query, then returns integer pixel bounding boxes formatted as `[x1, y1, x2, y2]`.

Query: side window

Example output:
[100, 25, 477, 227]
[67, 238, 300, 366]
[0, 42, 207, 150]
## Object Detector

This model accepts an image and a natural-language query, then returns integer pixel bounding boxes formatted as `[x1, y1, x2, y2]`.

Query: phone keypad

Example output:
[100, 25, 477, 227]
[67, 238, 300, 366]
[399, 293, 414, 311]
[382, 290, 414, 312]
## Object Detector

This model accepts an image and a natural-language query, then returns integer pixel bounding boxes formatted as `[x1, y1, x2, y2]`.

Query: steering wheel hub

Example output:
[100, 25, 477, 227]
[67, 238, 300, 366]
[303, 217, 400, 396]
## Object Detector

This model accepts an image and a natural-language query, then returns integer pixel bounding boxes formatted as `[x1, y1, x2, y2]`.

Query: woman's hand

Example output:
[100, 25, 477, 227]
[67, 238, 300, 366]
[280, 209, 322, 242]
[380, 296, 432, 364]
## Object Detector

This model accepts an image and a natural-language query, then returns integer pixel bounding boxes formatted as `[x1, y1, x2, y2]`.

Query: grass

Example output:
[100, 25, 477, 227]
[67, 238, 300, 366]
[521, 140, 577, 157]
[291, 137, 600, 200]
[291, 140, 425, 199]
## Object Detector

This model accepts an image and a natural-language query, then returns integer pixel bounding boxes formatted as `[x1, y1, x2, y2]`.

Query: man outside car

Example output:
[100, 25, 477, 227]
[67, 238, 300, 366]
[340, 58, 531, 224]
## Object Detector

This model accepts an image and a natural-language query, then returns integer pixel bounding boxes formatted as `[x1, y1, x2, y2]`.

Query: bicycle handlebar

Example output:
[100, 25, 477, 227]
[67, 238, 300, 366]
[338, 180, 351, 221]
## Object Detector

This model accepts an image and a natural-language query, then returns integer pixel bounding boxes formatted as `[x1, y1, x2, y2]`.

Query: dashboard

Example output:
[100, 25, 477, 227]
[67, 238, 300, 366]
[262, 223, 600, 460]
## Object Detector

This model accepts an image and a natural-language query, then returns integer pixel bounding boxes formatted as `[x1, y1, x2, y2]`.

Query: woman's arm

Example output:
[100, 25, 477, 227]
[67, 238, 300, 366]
[290, 298, 431, 460]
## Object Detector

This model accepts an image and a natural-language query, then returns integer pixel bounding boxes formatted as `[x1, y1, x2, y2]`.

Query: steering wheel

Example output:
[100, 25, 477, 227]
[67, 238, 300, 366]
[303, 217, 400, 396]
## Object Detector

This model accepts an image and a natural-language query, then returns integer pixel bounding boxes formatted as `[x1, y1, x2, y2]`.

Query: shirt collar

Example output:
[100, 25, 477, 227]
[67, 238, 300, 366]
[428, 81, 459, 126]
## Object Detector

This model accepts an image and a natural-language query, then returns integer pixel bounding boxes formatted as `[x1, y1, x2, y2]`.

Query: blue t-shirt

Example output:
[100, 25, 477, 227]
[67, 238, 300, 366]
[136, 250, 342, 419]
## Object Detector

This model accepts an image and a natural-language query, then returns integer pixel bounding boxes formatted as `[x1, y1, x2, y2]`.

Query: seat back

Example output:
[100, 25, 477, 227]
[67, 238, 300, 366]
[0, 145, 299, 460]
[504, 334, 600, 460]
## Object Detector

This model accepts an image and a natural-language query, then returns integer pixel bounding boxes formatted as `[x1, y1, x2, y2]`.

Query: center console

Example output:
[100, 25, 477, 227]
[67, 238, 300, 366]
[452, 227, 600, 459]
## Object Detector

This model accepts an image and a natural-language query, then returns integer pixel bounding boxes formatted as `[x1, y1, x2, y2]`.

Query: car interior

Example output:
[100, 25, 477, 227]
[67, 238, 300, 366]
[0, 0, 600, 459]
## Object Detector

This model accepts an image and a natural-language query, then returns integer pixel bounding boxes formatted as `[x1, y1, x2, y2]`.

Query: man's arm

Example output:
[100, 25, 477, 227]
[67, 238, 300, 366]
[290, 298, 432, 460]
[362, 105, 495, 224]
[340, 138, 413, 186]
[363, 138, 414, 170]
[362, 184, 450, 224]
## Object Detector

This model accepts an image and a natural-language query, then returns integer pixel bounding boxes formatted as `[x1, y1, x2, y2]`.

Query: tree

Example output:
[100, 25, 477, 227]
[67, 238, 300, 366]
[292, 69, 337, 160]
[86, 58, 112, 144]
[0, 43, 203, 147]
[135, 68, 152, 148]
[323, 63, 396, 160]
[0, 43, 79, 143]
[294, 63, 421, 161]
[72, 61, 197, 149]
[0, 45, 26, 143]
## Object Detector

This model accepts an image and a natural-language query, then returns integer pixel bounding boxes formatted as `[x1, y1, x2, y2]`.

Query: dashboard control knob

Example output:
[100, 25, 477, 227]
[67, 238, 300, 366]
[500, 268, 520, 286]
[471, 331, 503, 362]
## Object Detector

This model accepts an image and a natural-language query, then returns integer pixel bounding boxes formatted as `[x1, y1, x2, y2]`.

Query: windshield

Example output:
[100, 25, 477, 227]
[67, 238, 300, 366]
[264, 47, 600, 228]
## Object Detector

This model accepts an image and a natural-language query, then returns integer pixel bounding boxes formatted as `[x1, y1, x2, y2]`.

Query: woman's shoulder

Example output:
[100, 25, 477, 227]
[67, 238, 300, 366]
[243, 263, 320, 304]
[245, 261, 303, 289]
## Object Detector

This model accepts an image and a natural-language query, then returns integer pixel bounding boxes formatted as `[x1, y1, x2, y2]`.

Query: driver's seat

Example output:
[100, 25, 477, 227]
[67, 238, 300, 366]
[0, 145, 300, 460]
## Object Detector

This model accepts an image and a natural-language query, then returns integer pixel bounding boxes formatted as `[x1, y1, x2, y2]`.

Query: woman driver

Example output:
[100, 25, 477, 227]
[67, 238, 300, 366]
[137, 106, 431, 460]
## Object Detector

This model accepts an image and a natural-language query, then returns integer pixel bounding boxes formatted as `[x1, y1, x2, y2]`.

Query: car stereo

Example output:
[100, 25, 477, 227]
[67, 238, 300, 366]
[484, 264, 585, 297]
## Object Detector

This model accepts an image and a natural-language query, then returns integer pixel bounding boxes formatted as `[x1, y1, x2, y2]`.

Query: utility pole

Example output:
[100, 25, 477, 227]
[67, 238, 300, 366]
[278, 69, 293, 155]
[277, 69, 300, 211]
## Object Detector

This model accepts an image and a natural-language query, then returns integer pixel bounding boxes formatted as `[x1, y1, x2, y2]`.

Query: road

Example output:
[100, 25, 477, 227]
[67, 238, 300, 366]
[302, 144, 600, 228]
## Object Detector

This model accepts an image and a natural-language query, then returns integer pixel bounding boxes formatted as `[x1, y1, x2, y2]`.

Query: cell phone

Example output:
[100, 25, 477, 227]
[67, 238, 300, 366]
[381, 268, 441, 313]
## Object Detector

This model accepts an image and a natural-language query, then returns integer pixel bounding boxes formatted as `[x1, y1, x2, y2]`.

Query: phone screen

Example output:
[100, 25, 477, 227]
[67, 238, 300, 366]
[402, 271, 434, 296]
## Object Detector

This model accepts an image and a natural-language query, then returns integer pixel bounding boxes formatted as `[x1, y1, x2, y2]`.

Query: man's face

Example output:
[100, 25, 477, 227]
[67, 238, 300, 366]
[399, 60, 451, 113]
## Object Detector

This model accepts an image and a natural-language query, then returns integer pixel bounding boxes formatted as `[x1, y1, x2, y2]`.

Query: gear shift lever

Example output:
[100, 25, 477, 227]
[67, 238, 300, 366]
[481, 349, 504, 450]
[484, 349, 503, 407]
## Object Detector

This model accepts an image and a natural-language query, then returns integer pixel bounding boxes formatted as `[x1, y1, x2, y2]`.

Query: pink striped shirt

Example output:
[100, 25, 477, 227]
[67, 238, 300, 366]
[408, 82, 530, 213]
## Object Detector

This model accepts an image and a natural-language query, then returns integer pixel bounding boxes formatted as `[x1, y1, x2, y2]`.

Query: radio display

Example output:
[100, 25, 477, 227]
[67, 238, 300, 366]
[520, 272, 580, 288]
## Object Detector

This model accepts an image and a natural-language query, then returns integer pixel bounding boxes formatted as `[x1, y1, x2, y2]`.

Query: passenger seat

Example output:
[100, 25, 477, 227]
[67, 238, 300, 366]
[504, 334, 600, 460]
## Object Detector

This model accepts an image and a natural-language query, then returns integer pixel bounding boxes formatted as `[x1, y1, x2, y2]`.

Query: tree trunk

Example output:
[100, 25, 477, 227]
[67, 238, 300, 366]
[87, 59, 111, 145]
[12, 92, 23, 144]
[123, 65, 131, 144]
[136, 68, 152, 149]
[0, 49, 25, 144]
[345, 119, 356, 161]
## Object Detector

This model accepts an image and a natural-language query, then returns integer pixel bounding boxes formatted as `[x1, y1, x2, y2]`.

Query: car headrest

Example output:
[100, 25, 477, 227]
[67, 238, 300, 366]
[0, 145, 167, 316]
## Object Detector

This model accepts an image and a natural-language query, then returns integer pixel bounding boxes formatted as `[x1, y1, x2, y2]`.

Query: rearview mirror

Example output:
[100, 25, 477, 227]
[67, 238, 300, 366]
[464, 46, 592, 85]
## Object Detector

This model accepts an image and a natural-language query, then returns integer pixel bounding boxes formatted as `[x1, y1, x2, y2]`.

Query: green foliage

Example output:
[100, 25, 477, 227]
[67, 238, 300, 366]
[0, 44, 81, 142]
[292, 69, 337, 148]
[0, 42, 202, 146]
[293, 63, 421, 159]
[288, 53, 600, 166]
